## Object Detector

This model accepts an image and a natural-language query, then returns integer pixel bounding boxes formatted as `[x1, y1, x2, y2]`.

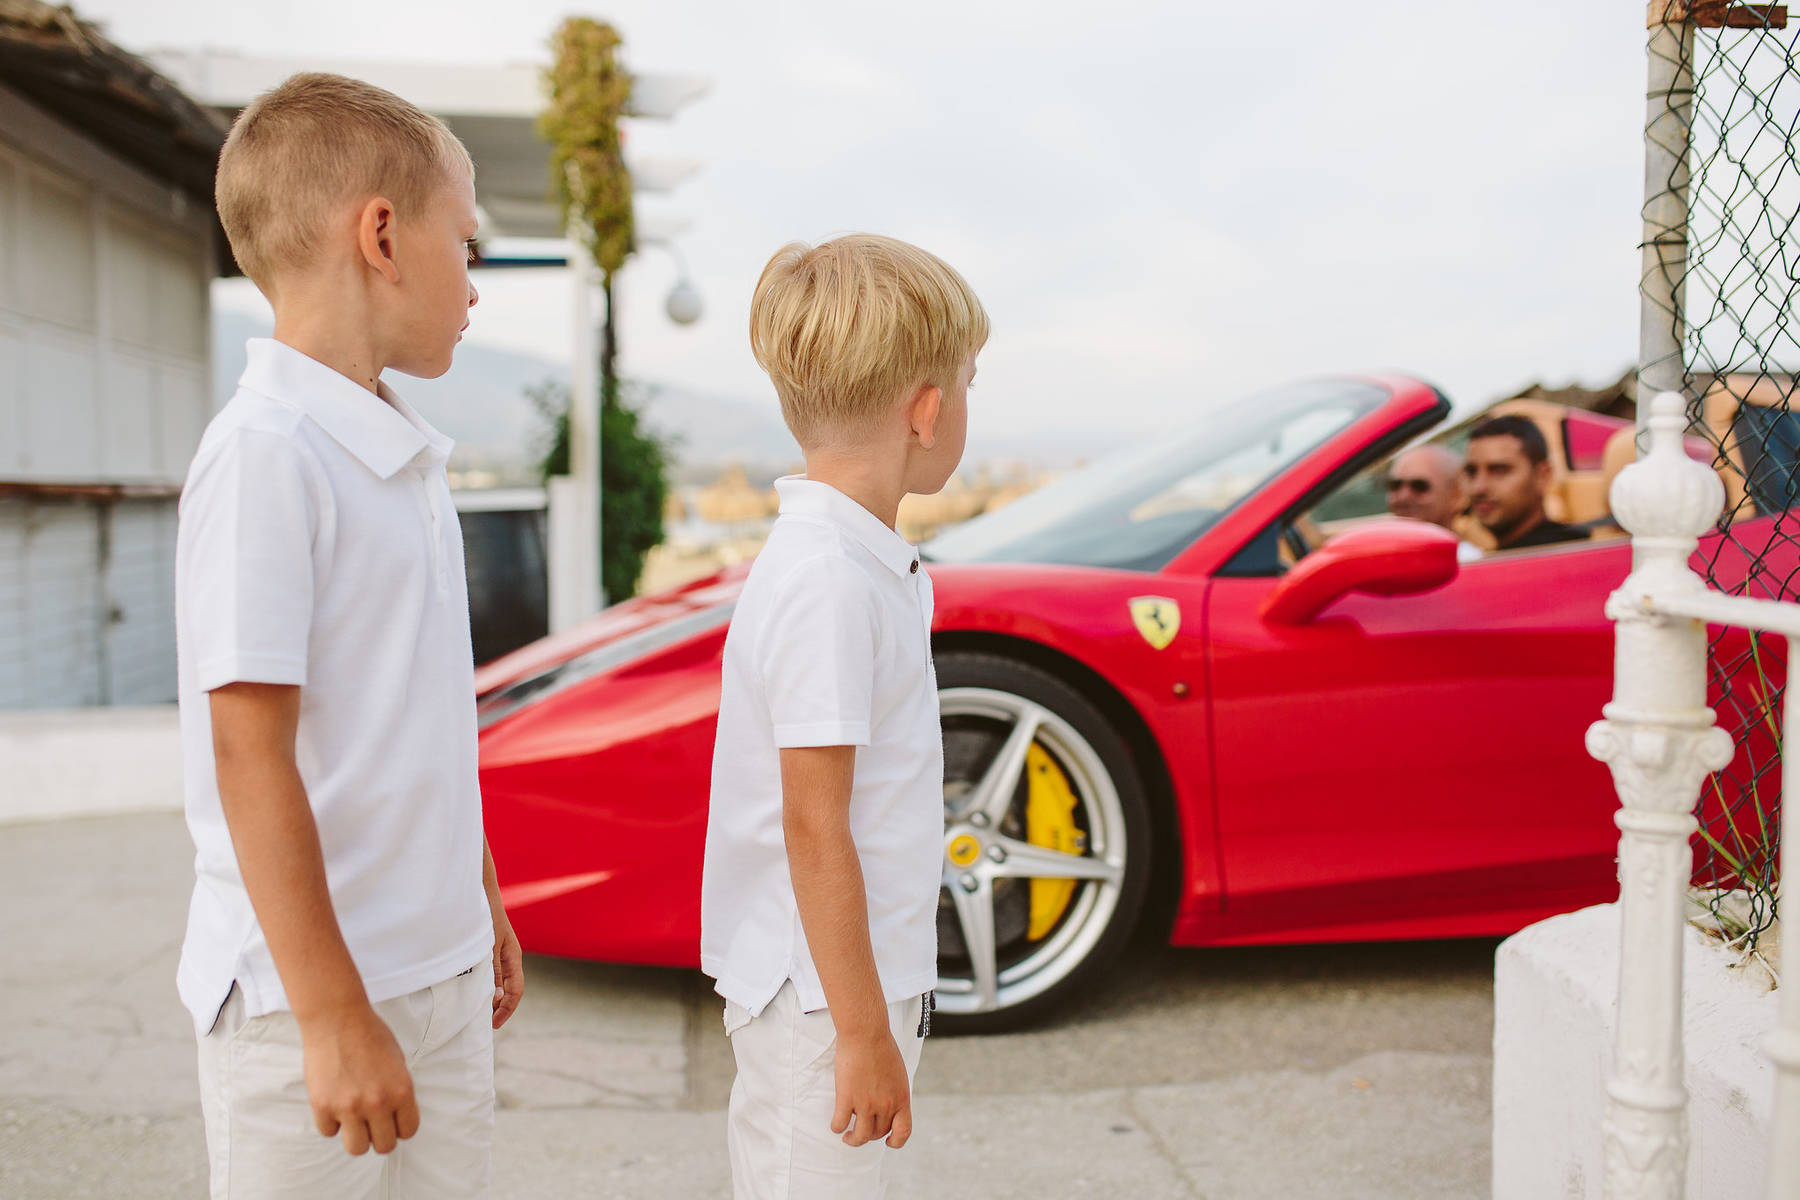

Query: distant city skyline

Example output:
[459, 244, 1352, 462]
[88, 0, 1646, 451]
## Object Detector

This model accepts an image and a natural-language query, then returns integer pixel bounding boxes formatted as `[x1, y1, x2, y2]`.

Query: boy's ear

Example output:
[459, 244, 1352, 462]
[909, 384, 943, 450]
[356, 196, 401, 283]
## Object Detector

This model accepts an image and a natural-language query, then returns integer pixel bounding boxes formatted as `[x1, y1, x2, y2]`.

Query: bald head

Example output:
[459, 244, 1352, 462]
[1386, 445, 1466, 529]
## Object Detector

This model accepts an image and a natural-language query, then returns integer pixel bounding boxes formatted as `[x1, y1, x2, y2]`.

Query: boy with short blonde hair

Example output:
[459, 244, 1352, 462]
[703, 234, 988, 1199]
[175, 72, 521, 1200]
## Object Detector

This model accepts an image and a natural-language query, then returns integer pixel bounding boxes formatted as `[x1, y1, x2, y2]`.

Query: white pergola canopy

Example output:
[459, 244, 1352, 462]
[148, 50, 707, 240]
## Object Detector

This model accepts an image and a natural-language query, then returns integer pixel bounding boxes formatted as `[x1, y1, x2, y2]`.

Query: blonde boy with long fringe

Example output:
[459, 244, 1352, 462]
[701, 234, 988, 1199]
[174, 73, 522, 1199]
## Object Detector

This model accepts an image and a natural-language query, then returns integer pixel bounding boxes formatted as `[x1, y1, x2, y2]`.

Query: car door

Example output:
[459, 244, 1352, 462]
[1202, 536, 1629, 944]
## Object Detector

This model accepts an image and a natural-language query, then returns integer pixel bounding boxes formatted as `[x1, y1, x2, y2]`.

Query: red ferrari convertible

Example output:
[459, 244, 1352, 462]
[475, 375, 1791, 1029]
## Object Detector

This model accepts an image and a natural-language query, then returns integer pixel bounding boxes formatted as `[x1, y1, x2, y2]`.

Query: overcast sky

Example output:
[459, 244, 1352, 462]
[83, 1, 1648, 449]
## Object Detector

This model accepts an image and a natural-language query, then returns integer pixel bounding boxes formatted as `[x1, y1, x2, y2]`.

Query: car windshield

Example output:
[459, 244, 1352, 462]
[926, 379, 1389, 571]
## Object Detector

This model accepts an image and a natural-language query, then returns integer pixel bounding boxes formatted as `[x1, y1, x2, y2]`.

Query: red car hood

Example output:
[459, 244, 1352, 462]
[472, 556, 1089, 699]
[473, 563, 751, 695]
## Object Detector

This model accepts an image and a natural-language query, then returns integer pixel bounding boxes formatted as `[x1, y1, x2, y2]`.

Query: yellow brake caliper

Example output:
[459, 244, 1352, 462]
[1025, 742, 1085, 940]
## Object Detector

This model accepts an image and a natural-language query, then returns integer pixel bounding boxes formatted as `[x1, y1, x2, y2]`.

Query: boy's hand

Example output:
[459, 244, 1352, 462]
[300, 1005, 419, 1156]
[831, 1030, 913, 1149]
[490, 898, 524, 1030]
[482, 839, 524, 1029]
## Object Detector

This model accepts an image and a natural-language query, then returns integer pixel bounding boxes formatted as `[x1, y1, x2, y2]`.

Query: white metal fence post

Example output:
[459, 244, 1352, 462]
[1586, 392, 1735, 1199]
[1769, 681, 1799, 1196]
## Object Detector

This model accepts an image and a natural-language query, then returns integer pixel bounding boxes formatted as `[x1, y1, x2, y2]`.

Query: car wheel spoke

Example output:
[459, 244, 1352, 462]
[967, 703, 1044, 826]
[988, 835, 1123, 884]
[949, 876, 999, 1010]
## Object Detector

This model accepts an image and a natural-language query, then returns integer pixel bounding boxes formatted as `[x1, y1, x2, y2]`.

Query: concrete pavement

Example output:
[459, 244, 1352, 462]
[0, 813, 1495, 1198]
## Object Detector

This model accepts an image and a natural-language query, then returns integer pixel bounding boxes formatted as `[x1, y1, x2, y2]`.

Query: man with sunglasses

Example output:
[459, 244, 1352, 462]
[1385, 445, 1467, 531]
[1385, 445, 1486, 563]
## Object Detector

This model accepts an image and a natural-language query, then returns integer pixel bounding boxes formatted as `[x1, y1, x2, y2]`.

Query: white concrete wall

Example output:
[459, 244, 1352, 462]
[1493, 902, 1776, 1199]
[0, 704, 180, 824]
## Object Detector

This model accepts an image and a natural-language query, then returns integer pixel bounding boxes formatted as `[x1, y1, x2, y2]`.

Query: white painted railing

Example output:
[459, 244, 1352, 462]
[1587, 390, 1796, 1199]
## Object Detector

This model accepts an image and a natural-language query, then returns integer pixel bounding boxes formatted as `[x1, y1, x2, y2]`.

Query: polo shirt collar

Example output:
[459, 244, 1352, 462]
[238, 338, 454, 479]
[774, 475, 919, 579]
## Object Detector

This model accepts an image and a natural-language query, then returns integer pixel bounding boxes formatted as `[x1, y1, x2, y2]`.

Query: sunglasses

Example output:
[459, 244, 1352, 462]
[1386, 477, 1433, 495]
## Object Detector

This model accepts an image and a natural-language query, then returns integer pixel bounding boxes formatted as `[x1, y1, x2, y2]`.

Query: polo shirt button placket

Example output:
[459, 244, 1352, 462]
[911, 557, 930, 640]
[430, 489, 448, 597]
[413, 464, 449, 600]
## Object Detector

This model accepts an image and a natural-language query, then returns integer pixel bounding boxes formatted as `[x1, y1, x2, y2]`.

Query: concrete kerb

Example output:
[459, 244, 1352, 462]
[0, 704, 182, 824]
[1491, 901, 1776, 1199]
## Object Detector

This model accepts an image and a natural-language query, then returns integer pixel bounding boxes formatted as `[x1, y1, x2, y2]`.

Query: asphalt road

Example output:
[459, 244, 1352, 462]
[0, 812, 1496, 1198]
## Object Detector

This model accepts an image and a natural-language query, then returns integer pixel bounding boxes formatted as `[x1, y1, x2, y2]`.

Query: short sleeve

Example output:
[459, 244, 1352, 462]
[178, 430, 318, 691]
[756, 555, 878, 748]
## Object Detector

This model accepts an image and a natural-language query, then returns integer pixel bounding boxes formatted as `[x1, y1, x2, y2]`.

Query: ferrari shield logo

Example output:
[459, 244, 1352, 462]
[1129, 596, 1180, 650]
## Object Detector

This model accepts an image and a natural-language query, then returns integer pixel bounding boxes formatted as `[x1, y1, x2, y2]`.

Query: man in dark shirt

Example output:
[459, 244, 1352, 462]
[1463, 415, 1590, 551]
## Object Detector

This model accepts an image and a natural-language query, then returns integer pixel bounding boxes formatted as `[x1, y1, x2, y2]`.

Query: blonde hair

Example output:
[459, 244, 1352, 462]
[215, 72, 474, 289]
[749, 234, 989, 445]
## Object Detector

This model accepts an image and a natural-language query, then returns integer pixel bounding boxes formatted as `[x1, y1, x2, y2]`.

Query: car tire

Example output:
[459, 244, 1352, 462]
[932, 651, 1153, 1033]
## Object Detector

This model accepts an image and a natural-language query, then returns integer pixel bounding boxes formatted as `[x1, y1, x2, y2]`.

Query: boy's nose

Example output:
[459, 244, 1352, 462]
[469, 282, 480, 307]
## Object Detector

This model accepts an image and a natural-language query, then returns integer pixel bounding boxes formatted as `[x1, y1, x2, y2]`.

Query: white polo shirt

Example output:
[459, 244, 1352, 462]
[173, 338, 492, 1036]
[700, 476, 943, 1017]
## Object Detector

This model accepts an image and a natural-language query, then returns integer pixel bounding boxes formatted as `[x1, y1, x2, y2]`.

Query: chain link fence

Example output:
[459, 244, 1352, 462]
[1642, 1, 1798, 949]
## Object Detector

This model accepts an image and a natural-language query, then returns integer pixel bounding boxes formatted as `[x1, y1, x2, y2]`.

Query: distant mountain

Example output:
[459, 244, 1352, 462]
[210, 309, 1127, 480]
[211, 308, 797, 479]
[631, 381, 803, 482]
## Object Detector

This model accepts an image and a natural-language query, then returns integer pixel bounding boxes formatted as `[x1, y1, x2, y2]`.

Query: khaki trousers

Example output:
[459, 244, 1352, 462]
[724, 981, 926, 1200]
[196, 967, 494, 1200]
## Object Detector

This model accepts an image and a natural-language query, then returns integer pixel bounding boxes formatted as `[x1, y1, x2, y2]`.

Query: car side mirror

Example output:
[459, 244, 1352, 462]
[1260, 519, 1459, 625]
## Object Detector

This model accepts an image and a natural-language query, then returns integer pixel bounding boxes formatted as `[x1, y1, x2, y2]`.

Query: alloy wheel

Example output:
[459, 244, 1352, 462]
[936, 685, 1129, 1017]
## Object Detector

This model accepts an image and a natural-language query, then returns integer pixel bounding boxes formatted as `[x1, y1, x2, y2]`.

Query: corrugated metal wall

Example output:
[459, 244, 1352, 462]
[0, 98, 212, 709]
[0, 146, 210, 486]
[102, 499, 179, 704]
[0, 497, 178, 709]
[0, 498, 99, 708]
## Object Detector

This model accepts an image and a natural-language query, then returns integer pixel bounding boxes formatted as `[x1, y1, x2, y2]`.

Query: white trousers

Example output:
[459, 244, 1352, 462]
[196, 967, 494, 1200]
[724, 981, 926, 1200]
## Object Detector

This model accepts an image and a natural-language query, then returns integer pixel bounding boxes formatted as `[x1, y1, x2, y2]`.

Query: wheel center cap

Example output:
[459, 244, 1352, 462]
[946, 833, 982, 868]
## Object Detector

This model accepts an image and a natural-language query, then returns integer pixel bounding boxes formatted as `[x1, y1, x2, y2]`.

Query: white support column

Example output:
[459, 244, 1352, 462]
[1638, 3, 1695, 421]
[1768, 680, 1800, 1197]
[549, 231, 603, 633]
[1586, 392, 1735, 1200]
